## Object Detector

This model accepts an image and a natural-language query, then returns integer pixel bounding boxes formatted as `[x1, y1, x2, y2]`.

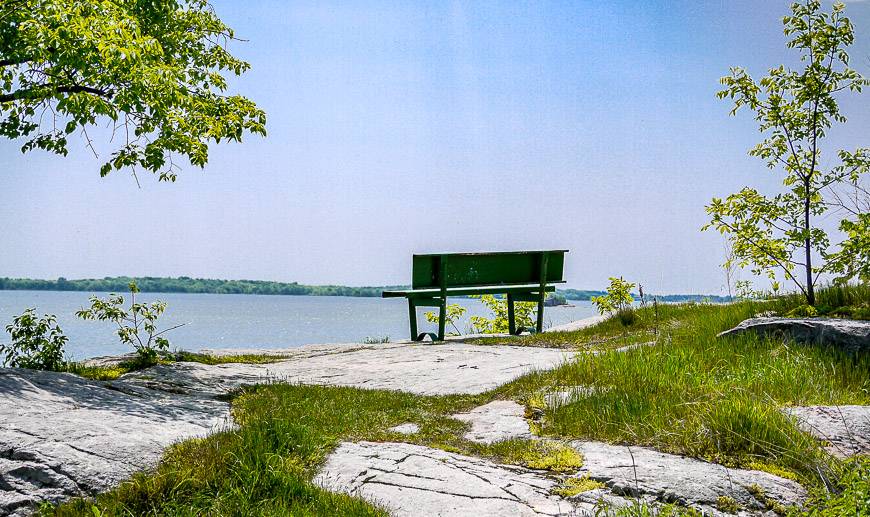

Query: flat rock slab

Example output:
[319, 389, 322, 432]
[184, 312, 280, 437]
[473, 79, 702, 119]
[315, 440, 807, 517]
[314, 441, 606, 516]
[574, 442, 807, 515]
[785, 405, 870, 457]
[453, 401, 532, 444]
[1, 342, 568, 514]
[138, 342, 572, 397]
[388, 423, 420, 435]
[0, 369, 229, 516]
[718, 317, 870, 352]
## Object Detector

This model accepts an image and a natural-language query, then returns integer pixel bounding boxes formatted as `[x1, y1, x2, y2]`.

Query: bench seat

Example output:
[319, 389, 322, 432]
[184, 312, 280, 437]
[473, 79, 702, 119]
[382, 283, 560, 299]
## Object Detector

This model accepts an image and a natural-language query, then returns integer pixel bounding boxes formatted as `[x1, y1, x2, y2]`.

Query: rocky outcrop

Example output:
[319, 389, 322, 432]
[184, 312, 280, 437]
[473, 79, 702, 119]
[132, 342, 573, 397]
[785, 405, 870, 457]
[0, 369, 229, 516]
[313, 441, 619, 516]
[453, 401, 532, 444]
[717, 317, 870, 351]
[574, 442, 807, 515]
[313, 440, 807, 517]
[0, 335, 818, 516]
[0, 342, 571, 514]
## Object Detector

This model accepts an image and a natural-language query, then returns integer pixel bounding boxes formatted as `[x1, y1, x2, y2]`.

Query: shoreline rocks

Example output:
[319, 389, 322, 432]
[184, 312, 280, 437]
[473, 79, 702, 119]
[314, 441, 586, 516]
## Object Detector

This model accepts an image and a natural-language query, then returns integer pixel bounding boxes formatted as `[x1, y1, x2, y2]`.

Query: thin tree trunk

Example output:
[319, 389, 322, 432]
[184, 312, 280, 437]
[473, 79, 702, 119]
[804, 177, 815, 306]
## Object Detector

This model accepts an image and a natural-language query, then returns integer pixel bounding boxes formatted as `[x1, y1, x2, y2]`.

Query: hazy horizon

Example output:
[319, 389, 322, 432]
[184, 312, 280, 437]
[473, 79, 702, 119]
[2, 0, 869, 295]
[0, 274, 735, 296]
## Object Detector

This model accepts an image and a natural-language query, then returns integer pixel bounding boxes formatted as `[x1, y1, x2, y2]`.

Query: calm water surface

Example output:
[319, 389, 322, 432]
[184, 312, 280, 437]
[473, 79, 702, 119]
[0, 291, 598, 359]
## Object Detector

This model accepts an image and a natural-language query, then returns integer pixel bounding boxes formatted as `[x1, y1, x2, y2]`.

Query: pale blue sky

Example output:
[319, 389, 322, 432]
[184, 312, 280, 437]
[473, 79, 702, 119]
[1, 0, 869, 294]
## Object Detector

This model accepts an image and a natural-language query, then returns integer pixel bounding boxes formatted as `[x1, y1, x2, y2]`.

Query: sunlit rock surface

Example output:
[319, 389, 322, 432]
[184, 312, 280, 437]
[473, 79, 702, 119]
[453, 400, 532, 444]
[573, 442, 807, 516]
[314, 441, 599, 516]
[0, 369, 228, 516]
[785, 405, 870, 457]
[313, 440, 807, 517]
[1, 341, 570, 515]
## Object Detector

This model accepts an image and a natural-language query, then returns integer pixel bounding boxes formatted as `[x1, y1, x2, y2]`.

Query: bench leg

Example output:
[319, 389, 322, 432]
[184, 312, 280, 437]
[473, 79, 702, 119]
[437, 297, 447, 341]
[507, 293, 517, 335]
[408, 299, 420, 341]
[536, 292, 545, 333]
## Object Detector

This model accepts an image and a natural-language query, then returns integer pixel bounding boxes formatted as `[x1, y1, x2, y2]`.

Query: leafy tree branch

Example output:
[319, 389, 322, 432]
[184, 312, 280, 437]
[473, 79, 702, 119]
[0, 0, 266, 182]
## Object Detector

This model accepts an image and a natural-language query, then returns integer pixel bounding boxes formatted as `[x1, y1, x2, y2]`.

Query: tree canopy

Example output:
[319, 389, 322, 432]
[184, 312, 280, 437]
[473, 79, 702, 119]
[704, 0, 869, 305]
[0, 0, 265, 181]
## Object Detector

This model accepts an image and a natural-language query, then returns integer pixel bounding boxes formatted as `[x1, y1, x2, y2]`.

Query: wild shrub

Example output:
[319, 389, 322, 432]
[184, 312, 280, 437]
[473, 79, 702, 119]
[424, 303, 467, 335]
[592, 276, 638, 337]
[76, 282, 182, 364]
[468, 294, 536, 334]
[590, 277, 635, 316]
[0, 309, 68, 371]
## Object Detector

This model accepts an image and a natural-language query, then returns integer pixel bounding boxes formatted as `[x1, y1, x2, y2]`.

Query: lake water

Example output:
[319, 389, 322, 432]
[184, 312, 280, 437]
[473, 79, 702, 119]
[0, 290, 598, 359]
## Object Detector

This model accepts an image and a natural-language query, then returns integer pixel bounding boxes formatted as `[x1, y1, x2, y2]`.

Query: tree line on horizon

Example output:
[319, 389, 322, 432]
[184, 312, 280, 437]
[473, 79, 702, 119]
[0, 277, 729, 302]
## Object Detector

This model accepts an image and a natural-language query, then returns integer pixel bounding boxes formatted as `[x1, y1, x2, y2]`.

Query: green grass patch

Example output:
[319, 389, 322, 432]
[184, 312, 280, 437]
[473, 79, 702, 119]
[802, 457, 870, 516]
[493, 298, 870, 485]
[551, 475, 605, 497]
[483, 439, 583, 472]
[471, 301, 698, 350]
[62, 363, 130, 381]
[63, 356, 161, 381]
[771, 283, 870, 320]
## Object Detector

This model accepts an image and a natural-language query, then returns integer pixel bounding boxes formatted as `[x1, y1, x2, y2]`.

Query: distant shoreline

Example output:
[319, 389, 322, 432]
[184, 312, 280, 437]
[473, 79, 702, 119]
[0, 276, 730, 303]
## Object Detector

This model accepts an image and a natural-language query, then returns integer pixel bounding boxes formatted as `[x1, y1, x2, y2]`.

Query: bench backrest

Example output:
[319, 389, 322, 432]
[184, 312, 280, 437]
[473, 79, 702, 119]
[411, 250, 567, 290]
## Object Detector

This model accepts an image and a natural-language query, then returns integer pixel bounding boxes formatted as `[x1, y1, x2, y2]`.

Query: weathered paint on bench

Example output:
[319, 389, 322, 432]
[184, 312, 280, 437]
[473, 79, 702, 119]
[383, 250, 567, 341]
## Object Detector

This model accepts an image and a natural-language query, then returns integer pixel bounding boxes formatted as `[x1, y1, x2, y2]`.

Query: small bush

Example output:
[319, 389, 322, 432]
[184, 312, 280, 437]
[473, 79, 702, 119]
[76, 282, 181, 364]
[424, 304, 467, 335]
[0, 309, 68, 371]
[591, 276, 635, 316]
[468, 295, 536, 334]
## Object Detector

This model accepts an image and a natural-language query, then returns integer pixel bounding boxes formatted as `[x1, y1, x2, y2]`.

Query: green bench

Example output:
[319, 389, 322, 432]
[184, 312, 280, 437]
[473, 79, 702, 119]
[383, 250, 568, 341]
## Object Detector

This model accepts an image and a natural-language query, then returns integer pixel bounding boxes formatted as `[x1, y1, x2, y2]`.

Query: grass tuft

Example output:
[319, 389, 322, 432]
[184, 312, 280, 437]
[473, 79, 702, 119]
[172, 350, 284, 365]
[551, 475, 605, 497]
[716, 495, 739, 513]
